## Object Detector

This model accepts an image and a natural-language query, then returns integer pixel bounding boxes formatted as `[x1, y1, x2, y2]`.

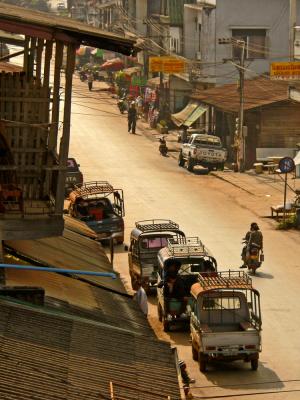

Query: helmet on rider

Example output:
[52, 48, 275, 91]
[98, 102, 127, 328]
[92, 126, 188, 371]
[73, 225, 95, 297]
[251, 222, 259, 231]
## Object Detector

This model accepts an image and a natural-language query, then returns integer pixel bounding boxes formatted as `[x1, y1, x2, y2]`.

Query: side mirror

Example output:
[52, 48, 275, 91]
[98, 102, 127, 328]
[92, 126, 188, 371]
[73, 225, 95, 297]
[124, 245, 129, 251]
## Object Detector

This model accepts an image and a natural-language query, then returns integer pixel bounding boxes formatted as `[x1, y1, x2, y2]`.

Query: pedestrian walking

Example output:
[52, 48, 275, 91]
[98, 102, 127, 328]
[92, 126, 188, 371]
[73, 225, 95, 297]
[87, 73, 94, 91]
[134, 281, 148, 316]
[128, 101, 137, 134]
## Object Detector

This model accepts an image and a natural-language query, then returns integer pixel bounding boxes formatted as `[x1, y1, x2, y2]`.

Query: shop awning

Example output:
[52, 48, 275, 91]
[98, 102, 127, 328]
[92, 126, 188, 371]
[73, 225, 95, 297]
[171, 100, 208, 127]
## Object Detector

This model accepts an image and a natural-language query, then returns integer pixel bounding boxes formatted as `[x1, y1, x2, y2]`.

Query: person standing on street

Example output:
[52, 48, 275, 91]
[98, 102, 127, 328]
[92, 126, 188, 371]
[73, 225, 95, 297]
[87, 73, 94, 91]
[128, 101, 137, 134]
[134, 281, 148, 316]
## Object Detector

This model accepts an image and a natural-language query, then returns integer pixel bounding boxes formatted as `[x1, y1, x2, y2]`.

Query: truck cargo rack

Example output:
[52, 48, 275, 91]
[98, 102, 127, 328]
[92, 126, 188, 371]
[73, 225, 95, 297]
[198, 270, 252, 290]
[72, 181, 115, 199]
[167, 237, 207, 257]
[135, 219, 180, 233]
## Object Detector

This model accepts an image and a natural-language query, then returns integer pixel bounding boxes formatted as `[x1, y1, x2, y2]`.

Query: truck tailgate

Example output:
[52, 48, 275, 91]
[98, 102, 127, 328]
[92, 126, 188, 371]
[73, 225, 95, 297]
[201, 330, 261, 353]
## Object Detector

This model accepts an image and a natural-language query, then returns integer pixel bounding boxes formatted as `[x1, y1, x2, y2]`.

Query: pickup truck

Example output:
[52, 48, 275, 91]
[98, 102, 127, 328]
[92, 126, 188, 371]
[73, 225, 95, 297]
[65, 158, 83, 196]
[190, 271, 262, 373]
[178, 133, 227, 172]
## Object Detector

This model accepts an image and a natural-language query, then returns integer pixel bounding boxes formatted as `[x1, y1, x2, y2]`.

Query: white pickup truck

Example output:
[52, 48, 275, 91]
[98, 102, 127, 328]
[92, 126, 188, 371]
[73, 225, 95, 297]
[178, 133, 227, 172]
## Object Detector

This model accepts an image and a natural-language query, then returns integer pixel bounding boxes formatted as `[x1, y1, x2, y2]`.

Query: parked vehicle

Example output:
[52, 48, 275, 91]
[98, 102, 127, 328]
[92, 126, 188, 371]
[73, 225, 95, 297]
[157, 237, 217, 332]
[117, 97, 127, 114]
[190, 271, 262, 373]
[65, 157, 83, 196]
[79, 70, 87, 82]
[128, 219, 185, 292]
[242, 240, 263, 274]
[159, 137, 168, 156]
[178, 133, 227, 172]
[68, 181, 125, 244]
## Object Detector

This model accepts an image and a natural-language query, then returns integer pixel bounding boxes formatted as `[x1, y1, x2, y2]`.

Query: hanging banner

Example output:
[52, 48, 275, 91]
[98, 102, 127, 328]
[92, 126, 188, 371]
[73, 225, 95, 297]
[149, 56, 186, 73]
[270, 62, 300, 80]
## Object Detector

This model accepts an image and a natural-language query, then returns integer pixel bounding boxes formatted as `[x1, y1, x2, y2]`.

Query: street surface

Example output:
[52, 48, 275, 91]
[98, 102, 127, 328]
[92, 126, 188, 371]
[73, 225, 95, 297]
[69, 77, 300, 399]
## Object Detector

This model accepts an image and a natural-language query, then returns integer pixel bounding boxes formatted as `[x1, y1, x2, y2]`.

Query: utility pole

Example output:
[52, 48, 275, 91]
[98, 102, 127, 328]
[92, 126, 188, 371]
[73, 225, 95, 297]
[218, 38, 246, 171]
[289, 0, 297, 61]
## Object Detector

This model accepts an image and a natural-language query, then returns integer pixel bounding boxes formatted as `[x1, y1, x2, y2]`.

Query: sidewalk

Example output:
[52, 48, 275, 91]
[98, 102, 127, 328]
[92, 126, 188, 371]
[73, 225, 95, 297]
[136, 116, 300, 218]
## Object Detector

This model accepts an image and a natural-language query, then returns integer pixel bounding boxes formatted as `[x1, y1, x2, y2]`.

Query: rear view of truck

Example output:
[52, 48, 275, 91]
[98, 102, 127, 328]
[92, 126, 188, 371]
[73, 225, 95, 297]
[190, 271, 262, 372]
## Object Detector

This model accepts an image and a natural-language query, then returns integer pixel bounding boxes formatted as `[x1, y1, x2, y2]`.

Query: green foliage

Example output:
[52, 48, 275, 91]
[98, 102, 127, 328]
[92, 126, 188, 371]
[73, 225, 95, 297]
[276, 214, 297, 230]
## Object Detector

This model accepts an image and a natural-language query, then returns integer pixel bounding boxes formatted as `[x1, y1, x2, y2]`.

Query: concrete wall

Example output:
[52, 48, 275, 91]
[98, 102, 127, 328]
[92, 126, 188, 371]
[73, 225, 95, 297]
[201, 0, 300, 85]
[184, 6, 202, 59]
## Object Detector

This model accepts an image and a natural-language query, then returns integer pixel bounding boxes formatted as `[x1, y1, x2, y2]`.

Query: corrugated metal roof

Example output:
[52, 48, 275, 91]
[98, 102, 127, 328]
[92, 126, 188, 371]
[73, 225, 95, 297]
[5, 268, 154, 336]
[0, 3, 136, 55]
[5, 228, 127, 295]
[0, 298, 181, 400]
[191, 78, 290, 113]
[171, 100, 208, 127]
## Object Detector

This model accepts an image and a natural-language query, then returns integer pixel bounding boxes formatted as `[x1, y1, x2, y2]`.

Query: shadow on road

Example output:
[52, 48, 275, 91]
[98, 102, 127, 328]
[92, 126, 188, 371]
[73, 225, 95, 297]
[253, 271, 274, 279]
[199, 360, 284, 391]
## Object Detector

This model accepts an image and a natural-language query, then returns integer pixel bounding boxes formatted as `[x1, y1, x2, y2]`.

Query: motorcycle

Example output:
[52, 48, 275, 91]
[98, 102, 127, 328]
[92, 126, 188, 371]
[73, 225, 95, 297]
[79, 71, 87, 82]
[159, 137, 168, 156]
[117, 97, 127, 114]
[242, 240, 263, 274]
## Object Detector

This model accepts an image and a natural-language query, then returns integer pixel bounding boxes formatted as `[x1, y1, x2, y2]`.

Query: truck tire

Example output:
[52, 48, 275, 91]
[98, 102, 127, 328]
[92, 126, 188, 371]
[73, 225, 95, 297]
[157, 303, 163, 322]
[251, 358, 259, 371]
[178, 152, 185, 167]
[187, 157, 194, 172]
[218, 163, 224, 171]
[199, 353, 207, 372]
[192, 342, 199, 361]
[163, 316, 170, 332]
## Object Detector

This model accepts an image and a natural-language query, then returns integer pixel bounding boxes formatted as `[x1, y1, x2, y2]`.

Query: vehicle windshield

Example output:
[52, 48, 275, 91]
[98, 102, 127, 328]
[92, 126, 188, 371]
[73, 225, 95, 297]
[140, 237, 168, 250]
[67, 158, 79, 171]
[178, 259, 215, 274]
[193, 136, 221, 147]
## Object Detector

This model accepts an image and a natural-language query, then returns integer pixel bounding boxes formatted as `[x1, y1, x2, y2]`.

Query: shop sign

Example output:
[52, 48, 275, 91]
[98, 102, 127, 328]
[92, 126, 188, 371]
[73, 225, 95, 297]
[270, 62, 300, 80]
[149, 57, 186, 73]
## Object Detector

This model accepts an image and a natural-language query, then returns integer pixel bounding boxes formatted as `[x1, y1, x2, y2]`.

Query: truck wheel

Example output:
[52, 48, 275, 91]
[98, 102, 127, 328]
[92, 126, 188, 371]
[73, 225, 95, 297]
[178, 152, 185, 167]
[192, 342, 199, 361]
[187, 157, 194, 172]
[199, 353, 207, 372]
[218, 163, 225, 171]
[157, 303, 163, 322]
[163, 317, 170, 332]
[251, 359, 259, 371]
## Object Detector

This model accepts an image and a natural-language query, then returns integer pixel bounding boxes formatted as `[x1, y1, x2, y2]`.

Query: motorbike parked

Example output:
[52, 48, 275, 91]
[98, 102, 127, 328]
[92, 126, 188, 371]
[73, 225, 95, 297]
[241, 240, 263, 274]
[159, 137, 168, 156]
[117, 97, 127, 114]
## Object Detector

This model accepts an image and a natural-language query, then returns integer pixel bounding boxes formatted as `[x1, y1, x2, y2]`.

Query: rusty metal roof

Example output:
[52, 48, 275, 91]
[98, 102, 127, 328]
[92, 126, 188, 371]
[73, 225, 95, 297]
[5, 228, 127, 295]
[0, 298, 181, 400]
[0, 3, 136, 55]
[191, 78, 290, 113]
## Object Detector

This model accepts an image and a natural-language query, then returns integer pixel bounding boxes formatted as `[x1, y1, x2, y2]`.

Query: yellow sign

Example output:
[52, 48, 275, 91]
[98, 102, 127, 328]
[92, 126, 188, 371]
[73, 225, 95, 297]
[270, 62, 300, 80]
[149, 56, 186, 73]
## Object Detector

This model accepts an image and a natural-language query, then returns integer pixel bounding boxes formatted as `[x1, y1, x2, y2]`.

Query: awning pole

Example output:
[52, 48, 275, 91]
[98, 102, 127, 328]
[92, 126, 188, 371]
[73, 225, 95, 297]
[0, 264, 117, 279]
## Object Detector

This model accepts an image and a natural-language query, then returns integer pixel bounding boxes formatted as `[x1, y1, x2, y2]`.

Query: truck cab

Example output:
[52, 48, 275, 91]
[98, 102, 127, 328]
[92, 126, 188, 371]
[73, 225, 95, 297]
[128, 219, 185, 292]
[157, 236, 217, 332]
[68, 181, 125, 244]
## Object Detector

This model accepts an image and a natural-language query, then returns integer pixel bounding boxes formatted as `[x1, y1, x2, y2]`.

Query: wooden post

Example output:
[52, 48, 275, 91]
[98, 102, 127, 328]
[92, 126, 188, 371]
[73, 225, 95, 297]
[109, 382, 114, 400]
[55, 42, 76, 214]
[49, 41, 64, 152]
[43, 40, 53, 88]
[283, 172, 288, 223]
[36, 38, 44, 81]
[28, 37, 37, 78]
[23, 36, 30, 73]
[0, 240, 5, 284]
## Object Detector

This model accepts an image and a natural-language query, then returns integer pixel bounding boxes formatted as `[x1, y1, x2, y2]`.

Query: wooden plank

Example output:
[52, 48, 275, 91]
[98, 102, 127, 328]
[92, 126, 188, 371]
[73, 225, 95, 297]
[23, 36, 30, 73]
[43, 40, 52, 88]
[28, 37, 37, 78]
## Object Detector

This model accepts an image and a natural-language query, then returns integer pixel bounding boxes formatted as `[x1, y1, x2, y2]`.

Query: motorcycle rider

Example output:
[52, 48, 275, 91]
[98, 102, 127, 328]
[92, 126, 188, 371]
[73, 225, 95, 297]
[240, 222, 263, 268]
[128, 101, 137, 134]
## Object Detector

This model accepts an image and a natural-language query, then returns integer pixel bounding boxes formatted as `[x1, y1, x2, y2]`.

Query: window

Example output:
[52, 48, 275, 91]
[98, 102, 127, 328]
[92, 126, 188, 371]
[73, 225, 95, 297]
[202, 296, 241, 310]
[232, 29, 267, 59]
[140, 237, 168, 250]
[193, 136, 222, 147]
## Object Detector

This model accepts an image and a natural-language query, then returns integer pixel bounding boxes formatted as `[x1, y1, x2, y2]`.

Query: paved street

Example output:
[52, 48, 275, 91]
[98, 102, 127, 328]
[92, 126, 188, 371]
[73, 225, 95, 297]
[69, 77, 300, 399]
